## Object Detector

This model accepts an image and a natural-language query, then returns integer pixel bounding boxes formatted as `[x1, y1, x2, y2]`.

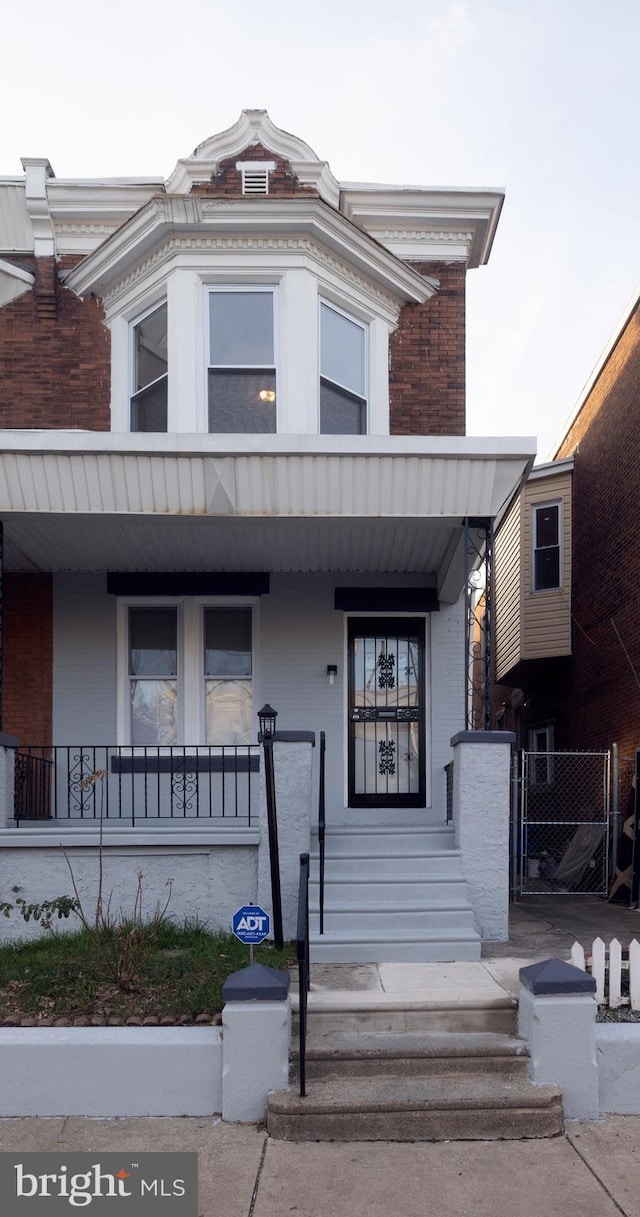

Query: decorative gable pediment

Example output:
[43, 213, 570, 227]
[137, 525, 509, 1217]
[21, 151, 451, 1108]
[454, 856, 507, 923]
[166, 110, 340, 207]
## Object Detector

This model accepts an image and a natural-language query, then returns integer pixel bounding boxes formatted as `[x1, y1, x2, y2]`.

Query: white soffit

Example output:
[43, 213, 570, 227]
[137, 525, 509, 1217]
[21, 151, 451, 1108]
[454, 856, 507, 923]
[340, 186, 505, 268]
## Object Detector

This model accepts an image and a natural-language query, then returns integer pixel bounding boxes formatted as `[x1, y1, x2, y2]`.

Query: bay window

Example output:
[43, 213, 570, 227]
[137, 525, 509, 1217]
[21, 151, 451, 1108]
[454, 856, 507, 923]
[208, 289, 276, 433]
[533, 502, 561, 591]
[130, 303, 168, 432]
[320, 301, 367, 434]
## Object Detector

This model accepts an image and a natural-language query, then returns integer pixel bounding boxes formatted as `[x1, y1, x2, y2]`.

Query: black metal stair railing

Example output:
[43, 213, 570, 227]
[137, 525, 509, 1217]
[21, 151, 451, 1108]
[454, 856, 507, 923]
[296, 851, 310, 1098]
[318, 730, 326, 935]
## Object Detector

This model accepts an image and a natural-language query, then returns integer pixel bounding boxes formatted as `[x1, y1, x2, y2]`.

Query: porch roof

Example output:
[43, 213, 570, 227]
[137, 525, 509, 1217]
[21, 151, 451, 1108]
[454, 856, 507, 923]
[0, 432, 535, 599]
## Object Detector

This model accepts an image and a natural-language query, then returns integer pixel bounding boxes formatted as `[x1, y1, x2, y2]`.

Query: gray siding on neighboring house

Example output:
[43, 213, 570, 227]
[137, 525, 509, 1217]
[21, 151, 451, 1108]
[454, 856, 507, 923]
[495, 494, 522, 681]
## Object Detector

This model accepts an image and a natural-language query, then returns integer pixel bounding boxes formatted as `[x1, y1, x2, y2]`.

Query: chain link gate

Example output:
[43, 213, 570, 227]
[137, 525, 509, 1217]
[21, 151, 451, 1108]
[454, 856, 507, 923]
[519, 751, 611, 895]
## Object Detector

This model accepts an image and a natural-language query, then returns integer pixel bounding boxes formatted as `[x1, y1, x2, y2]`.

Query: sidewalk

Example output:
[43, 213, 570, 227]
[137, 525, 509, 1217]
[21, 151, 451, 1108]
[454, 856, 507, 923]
[0, 1114, 639, 1217]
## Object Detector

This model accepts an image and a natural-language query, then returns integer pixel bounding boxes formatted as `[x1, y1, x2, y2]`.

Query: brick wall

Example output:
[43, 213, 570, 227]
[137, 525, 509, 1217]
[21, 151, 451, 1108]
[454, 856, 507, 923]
[4, 574, 52, 744]
[390, 261, 465, 436]
[0, 255, 110, 429]
[189, 142, 317, 199]
[548, 304, 640, 758]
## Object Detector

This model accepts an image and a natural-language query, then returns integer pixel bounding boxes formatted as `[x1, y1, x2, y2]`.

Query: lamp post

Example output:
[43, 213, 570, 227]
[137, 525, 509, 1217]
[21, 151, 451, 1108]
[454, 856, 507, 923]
[258, 703, 284, 949]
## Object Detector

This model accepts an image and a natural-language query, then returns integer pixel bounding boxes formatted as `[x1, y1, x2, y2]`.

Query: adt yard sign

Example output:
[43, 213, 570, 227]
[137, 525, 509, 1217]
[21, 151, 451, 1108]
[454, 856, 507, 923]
[232, 905, 271, 945]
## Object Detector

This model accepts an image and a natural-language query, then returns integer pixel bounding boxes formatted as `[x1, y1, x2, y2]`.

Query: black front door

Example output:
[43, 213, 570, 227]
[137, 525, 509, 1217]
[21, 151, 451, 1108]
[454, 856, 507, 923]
[348, 617, 426, 808]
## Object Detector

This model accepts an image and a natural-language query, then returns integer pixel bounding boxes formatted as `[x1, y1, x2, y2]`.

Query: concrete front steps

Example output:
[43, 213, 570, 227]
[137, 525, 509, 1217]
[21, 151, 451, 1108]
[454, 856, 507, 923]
[268, 1003, 564, 1142]
[309, 824, 481, 964]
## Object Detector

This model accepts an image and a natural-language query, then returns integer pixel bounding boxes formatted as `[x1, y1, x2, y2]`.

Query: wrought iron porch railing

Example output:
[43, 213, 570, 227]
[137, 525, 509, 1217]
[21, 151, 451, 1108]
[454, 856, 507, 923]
[296, 851, 311, 1099]
[13, 746, 260, 826]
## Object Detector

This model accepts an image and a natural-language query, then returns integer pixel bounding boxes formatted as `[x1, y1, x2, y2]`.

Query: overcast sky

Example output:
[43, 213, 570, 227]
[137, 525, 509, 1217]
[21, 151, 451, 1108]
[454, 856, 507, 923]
[2, 0, 639, 461]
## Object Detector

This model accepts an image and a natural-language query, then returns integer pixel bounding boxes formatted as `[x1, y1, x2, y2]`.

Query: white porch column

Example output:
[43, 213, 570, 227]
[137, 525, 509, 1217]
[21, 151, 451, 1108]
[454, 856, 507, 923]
[257, 733, 314, 940]
[0, 734, 18, 828]
[221, 963, 291, 1122]
[450, 730, 515, 941]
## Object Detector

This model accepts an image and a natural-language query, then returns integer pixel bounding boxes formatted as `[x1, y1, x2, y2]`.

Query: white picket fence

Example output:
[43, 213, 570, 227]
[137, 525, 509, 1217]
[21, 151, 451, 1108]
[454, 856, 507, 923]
[571, 938, 640, 1008]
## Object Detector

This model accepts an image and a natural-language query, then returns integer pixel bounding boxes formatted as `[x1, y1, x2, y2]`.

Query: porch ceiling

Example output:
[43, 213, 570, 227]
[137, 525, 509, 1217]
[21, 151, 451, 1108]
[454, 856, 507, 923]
[3, 514, 460, 576]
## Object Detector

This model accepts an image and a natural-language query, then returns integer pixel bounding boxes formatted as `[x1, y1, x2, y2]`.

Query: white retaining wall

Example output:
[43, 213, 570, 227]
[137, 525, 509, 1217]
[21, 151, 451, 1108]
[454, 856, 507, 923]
[597, 1025, 640, 1114]
[0, 837, 258, 942]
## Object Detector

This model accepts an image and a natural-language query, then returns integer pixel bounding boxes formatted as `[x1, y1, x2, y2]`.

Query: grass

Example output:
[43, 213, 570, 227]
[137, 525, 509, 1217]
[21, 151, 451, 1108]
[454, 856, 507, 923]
[0, 923, 295, 1024]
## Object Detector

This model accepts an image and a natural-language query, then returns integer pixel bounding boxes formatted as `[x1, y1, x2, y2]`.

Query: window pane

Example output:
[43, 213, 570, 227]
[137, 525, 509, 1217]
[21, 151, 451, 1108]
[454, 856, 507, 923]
[130, 679, 177, 745]
[210, 292, 274, 366]
[534, 548, 560, 590]
[321, 303, 365, 396]
[536, 506, 559, 548]
[320, 380, 365, 434]
[209, 370, 276, 432]
[205, 679, 252, 745]
[135, 305, 167, 392]
[131, 377, 167, 432]
[129, 609, 177, 675]
[205, 609, 252, 676]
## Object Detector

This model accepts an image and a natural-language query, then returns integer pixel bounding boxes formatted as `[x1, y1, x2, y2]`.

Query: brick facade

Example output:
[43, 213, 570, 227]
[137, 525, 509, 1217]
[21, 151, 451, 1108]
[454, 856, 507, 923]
[554, 303, 640, 761]
[189, 142, 317, 199]
[4, 574, 52, 744]
[390, 262, 465, 436]
[0, 255, 110, 430]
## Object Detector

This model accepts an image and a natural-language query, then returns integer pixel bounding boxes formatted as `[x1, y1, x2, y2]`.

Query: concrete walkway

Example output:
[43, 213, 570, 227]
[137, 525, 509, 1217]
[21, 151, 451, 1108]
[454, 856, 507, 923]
[1, 1114, 640, 1216]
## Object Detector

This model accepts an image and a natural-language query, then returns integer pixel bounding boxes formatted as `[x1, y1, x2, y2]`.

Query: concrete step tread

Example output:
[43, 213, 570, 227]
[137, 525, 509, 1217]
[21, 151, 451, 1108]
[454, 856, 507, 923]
[310, 901, 473, 913]
[298, 1032, 528, 1059]
[316, 825, 453, 835]
[312, 848, 460, 860]
[268, 1074, 562, 1114]
[309, 929, 480, 944]
[292, 991, 516, 1013]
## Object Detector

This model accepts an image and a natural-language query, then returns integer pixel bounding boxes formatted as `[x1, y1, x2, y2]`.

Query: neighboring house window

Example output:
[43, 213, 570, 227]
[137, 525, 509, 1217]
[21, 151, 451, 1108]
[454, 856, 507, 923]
[131, 304, 168, 432]
[320, 301, 367, 434]
[208, 290, 276, 433]
[529, 724, 554, 786]
[533, 502, 561, 591]
[125, 604, 253, 745]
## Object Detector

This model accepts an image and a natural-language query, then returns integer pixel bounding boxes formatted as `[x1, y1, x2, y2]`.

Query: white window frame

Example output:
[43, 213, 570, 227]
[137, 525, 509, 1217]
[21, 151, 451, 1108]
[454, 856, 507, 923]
[531, 500, 562, 593]
[129, 299, 168, 433]
[206, 285, 278, 434]
[319, 298, 369, 435]
[116, 597, 259, 746]
[529, 724, 554, 786]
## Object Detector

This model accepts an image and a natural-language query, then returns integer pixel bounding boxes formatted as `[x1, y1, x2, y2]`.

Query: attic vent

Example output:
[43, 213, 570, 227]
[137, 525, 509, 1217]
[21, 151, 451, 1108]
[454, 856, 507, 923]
[236, 160, 276, 195]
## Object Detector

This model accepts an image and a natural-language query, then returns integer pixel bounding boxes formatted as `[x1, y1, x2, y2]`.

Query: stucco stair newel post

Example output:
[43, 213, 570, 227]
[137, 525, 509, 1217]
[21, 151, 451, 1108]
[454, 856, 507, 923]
[221, 963, 291, 1123]
[519, 958, 598, 1120]
[0, 734, 19, 829]
[257, 733, 315, 941]
[450, 731, 514, 941]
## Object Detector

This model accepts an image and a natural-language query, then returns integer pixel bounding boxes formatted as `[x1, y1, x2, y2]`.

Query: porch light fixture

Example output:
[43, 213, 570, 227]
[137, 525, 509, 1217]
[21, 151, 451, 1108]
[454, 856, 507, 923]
[258, 389, 276, 403]
[258, 703, 278, 740]
[327, 664, 338, 686]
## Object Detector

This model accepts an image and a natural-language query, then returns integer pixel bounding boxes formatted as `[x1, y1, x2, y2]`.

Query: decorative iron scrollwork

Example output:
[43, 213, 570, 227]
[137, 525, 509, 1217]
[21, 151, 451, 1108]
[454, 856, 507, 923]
[352, 707, 376, 721]
[377, 651, 395, 689]
[378, 739, 396, 776]
[396, 707, 419, 721]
